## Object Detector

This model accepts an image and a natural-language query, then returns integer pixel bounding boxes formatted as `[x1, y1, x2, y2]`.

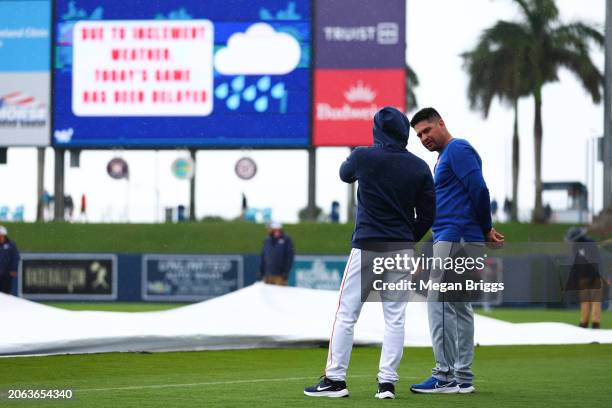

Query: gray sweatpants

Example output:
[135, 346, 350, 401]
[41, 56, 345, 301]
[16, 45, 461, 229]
[427, 241, 483, 384]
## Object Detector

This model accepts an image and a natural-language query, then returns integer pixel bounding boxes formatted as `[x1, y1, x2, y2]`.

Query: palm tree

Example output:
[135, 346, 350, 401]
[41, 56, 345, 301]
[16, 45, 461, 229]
[471, 0, 604, 222]
[462, 21, 532, 221]
[406, 64, 419, 112]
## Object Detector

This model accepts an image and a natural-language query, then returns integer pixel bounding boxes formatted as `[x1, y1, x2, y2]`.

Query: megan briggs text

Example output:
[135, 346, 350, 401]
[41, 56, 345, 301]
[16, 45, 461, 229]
[373, 279, 505, 293]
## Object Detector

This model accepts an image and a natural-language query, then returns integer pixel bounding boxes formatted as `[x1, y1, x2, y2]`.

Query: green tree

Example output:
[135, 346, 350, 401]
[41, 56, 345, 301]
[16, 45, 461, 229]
[470, 0, 603, 222]
[462, 21, 532, 221]
[406, 64, 419, 112]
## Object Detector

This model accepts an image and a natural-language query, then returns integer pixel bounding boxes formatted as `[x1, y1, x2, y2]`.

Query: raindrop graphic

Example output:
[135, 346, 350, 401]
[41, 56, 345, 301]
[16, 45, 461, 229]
[215, 83, 229, 99]
[254, 96, 268, 112]
[243, 85, 257, 102]
[271, 82, 286, 99]
[231, 76, 245, 92]
[227, 94, 240, 110]
[257, 76, 271, 92]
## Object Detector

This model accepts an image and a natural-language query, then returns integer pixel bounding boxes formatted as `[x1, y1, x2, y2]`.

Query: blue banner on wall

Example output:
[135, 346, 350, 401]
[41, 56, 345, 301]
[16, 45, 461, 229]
[142, 254, 244, 301]
[52, 0, 311, 148]
[288, 255, 347, 290]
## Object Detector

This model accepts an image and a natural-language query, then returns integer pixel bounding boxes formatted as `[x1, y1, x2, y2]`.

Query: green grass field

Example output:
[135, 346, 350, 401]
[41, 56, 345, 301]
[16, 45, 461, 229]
[3, 221, 608, 406]
[2, 221, 590, 254]
[1, 345, 610, 407]
[3, 304, 609, 406]
[42, 302, 191, 312]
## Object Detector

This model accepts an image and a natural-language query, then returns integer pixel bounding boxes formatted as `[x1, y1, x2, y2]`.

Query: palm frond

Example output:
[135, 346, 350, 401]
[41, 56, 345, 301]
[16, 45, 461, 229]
[405, 64, 419, 112]
[550, 48, 603, 103]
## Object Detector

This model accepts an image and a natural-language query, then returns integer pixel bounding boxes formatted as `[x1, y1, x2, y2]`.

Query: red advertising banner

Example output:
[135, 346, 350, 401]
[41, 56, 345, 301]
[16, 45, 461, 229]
[313, 69, 405, 146]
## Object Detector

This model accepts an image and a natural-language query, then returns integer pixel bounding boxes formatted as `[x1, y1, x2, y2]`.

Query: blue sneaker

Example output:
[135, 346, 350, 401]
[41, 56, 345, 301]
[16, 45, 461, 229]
[410, 376, 459, 394]
[458, 383, 475, 394]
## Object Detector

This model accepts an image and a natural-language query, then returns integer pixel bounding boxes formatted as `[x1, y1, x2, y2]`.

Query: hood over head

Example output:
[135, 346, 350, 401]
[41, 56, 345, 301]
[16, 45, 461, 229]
[373, 106, 410, 151]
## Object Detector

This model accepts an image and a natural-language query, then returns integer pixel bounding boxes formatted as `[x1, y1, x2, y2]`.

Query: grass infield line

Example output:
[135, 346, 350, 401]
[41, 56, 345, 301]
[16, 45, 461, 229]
[74, 374, 426, 393]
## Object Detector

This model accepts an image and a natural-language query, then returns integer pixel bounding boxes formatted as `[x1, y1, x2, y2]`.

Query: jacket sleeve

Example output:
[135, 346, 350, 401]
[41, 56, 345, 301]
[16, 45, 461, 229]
[448, 142, 492, 234]
[461, 170, 492, 234]
[339, 149, 359, 183]
[10, 243, 20, 272]
[414, 166, 436, 242]
[283, 238, 295, 278]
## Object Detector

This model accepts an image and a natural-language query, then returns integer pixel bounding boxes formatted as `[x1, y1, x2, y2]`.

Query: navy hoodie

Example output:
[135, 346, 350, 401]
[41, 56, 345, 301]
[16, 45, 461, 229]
[0, 238, 20, 276]
[340, 107, 435, 248]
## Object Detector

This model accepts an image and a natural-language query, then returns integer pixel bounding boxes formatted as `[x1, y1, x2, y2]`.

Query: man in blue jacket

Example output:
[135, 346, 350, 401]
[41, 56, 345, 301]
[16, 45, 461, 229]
[259, 222, 294, 285]
[304, 106, 435, 399]
[409, 107, 504, 394]
[0, 226, 20, 295]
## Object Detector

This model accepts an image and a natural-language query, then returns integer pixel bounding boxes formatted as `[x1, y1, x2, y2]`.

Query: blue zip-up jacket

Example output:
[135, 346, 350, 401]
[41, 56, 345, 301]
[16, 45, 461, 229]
[259, 233, 294, 278]
[432, 138, 492, 242]
[340, 107, 435, 248]
[0, 238, 20, 276]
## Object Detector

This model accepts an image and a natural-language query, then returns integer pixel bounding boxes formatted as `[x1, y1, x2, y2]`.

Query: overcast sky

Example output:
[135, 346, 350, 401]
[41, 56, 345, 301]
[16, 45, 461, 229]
[0, 0, 606, 224]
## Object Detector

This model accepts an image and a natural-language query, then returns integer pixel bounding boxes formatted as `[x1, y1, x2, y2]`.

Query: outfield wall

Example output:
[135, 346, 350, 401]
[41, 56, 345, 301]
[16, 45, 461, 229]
[11, 252, 612, 303]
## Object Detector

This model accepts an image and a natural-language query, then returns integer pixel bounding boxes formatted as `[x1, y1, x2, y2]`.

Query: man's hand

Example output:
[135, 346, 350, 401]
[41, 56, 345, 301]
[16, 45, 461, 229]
[9, 271, 17, 278]
[485, 228, 504, 249]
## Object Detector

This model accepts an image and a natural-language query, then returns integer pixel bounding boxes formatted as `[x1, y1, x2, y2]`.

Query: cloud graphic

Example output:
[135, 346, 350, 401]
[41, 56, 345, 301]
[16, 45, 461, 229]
[214, 23, 301, 75]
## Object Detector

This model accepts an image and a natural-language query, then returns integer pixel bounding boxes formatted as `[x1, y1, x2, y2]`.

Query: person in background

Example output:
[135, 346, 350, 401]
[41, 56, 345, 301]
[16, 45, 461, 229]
[259, 222, 294, 285]
[80, 193, 87, 221]
[241, 193, 248, 219]
[565, 227, 603, 329]
[330, 201, 340, 223]
[544, 203, 553, 223]
[43, 190, 53, 221]
[64, 195, 74, 220]
[503, 198, 512, 222]
[0, 225, 20, 295]
[490, 198, 498, 222]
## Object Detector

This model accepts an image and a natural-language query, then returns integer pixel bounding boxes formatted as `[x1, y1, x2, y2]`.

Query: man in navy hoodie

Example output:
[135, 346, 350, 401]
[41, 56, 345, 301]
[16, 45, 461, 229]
[0, 226, 20, 295]
[304, 106, 435, 399]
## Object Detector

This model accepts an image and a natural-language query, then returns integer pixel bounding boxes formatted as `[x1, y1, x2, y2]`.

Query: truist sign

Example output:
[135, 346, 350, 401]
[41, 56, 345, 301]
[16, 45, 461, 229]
[313, 0, 406, 147]
[313, 70, 404, 146]
[315, 0, 405, 68]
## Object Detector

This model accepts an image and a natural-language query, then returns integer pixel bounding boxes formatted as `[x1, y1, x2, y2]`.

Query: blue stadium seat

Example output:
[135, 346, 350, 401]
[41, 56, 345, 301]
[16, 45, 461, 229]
[0, 206, 8, 220]
[261, 208, 272, 223]
[12, 205, 24, 221]
[244, 208, 258, 222]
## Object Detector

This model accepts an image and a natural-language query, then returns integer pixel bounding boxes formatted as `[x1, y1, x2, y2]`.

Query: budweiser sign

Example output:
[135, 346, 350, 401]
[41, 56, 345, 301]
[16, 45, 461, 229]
[313, 69, 404, 146]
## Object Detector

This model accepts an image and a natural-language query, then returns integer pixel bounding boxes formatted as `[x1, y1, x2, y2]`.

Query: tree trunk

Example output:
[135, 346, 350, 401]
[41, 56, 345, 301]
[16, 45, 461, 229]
[306, 147, 317, 221]
[189, 149, 196, 222]
[53, 147, 65, 221]
[511, 98, 520, 222]
[36, 147, 45, 222]
[533, 89, 545, 222]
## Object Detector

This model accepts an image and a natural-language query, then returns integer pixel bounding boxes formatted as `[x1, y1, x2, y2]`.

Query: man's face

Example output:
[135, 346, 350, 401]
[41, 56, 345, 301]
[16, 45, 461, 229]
[0, 235, 5, 244]
[268, 228, 281, 237]
[414, 118, 447, 152]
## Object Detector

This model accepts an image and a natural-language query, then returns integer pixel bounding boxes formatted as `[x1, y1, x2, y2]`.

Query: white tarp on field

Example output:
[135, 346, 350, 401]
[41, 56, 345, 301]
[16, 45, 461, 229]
[1, 283, 612, 356]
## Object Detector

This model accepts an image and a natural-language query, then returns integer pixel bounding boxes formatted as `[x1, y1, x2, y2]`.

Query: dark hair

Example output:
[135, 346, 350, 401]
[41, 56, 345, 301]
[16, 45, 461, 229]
[409, 107, 442, 128]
